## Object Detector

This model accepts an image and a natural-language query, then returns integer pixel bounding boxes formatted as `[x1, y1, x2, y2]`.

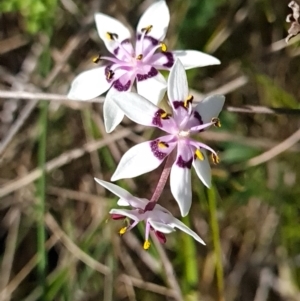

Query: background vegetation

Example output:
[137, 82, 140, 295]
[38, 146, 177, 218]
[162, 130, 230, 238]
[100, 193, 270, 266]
[0, 0, 300, 300]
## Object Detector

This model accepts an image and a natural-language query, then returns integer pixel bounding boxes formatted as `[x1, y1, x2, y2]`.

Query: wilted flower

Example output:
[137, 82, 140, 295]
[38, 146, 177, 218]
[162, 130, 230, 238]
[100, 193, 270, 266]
[95, 178, 205, 249]
[68, 1, 220, 132]
[286, 1, 300, 43]
[111, 60, 225, 216]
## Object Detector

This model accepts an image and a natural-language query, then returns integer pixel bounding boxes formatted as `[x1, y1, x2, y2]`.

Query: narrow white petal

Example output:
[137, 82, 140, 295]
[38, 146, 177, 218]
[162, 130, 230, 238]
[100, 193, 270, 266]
[67, 66, 110, 101]
[148, 219, 175, 233]
[192, 151, 212, 188]
[136, 71, 167, 104]
[167, 59, 188, 102]
[170, 163, 192, 217]
[103, 88, 125, 133]
[172, 50, 220, 70]
[94, 13, 132, 55]
[111, 141, 165, 181]
[170, 218, 205, 245]
[194, 94, 225, 124]
[137, 1, 170, 40]
[112, 92, 159, 126]
[109, 208, 139, 222]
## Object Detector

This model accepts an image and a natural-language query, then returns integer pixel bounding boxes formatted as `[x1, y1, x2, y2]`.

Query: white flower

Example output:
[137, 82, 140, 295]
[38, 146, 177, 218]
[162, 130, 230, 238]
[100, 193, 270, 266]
[95, 178, 205, 249]
[111, 60, 225, 216]
[68, 1, 220, 133]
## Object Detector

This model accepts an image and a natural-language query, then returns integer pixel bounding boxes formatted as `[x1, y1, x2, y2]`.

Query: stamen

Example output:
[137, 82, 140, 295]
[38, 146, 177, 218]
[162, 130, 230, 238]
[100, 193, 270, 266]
[212, 117, 221, 128]
[106, 32, 118, 40]
[136, 54, 143, 60]
[106, 69, 115, 80]
[195, 149, 204, 161]
[160, 42, 167, 52]
[184, 95, 194, 108]
[141, 25, 153, 34]
[160, 111, 170, 119]
[92, 53, 101, 64]
[143, 240, 151, 250]
[119, 227, 127, 235]
[211, 153, 220, 164]
[158, 141, 169, 149]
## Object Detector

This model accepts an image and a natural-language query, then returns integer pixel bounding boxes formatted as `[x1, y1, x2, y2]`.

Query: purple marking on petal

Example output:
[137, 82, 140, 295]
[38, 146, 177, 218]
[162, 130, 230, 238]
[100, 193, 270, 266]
[113, 47, 119, 55]
[150, 140, 168, 160]
[163, 52, 174, 68]
[155, 231, 167, 244]
[176, 155, 193, 169]
[173, 101, 186, 110]
[137, 34, 159, 46]
[111, 214, 126, 220]
[152, 109, 165, 127]
[136, 67, 158, 81]
[122, 38, 131, 44]
[144, 201, 156, 212]
[194, 111, 203, 125]
[113, 79, 131, 91]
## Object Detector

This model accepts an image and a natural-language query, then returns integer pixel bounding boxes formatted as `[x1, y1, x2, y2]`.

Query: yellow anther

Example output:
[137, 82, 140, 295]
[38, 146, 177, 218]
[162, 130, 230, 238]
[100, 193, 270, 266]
[160, 111, 170, 119]
[119, 227, 127, 235]
[106, 70, 115, 80]
[158, 141, 169, 149]
[195, 149, 204, 161]
[184, 95, 194, 108]
[212, 117, 221, 128]
[106, 32, 118, 40]
[136, 54, 143, 60]
[211, 153, 220, 164]
[93, 54, 101, 64]
[143, 240, 151, 250]
[141, 25, 153, 34]
[160, 42, 167, 52]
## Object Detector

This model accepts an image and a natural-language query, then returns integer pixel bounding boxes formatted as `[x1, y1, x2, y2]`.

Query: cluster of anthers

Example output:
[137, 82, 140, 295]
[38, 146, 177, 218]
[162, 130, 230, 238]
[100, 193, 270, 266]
[68, 1, 225, 249]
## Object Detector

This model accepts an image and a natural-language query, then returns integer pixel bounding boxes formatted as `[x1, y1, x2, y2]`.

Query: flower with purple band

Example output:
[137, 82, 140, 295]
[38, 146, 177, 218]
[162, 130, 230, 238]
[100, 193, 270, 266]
[95, 178, 205, 249]
[67, 1, 220, 133]
[111, 60, 225, 216]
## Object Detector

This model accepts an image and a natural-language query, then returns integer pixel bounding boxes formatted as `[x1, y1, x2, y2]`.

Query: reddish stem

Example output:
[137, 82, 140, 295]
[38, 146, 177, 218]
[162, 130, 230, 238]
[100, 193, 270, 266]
[144, 153, 175, 211]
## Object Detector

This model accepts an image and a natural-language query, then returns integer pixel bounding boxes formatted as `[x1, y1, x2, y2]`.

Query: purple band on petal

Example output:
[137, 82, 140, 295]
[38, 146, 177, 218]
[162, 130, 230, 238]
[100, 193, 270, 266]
[113, 47, 119, 55]
[152, 109, 165, 127]
[150, 140, 168, 160]
[176, 155, 193, 169]
[194, 111, 203, 125]
[173, 101, 186, 109]
[111, 214, 126, 220]
[137, 34, 159, 46]
[162, 52, 174, 68]
[136, 67, 158, 81]
[155, 231, 166, 244]
[113, 79, 131, 91]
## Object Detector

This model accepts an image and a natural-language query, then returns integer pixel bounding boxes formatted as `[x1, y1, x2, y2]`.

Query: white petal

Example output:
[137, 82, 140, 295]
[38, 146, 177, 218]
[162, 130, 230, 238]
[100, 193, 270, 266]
[170, 163, 192, 217]
[68, 66, 110, 101]
[112, 92, 159, 127]
[95, 178, 147, 208]
[94, 178, 133, 199]
[111, 141, 165, 181]
[109, 208, 139, 222]
[136, 71, 167, 104]
[192, 151, 212, 188]
[172, 50, 220, 70]
[170, 218, 205, 245]
[194, 94, 225, 124]
[137, 1, 170, 40]
[167, 59, 188, 102]
[103, 88, 125, 133]
[148, 219, 175, 233]
[94, 13, 132, 55]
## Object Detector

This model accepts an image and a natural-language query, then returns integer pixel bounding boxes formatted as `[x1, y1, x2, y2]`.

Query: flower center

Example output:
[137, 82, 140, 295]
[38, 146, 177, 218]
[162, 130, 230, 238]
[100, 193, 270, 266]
[178, 130, 190, 137]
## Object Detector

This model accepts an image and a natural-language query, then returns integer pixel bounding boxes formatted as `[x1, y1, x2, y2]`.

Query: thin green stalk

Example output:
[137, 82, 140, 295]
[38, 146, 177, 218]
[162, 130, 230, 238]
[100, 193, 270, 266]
[37, 100, 48, 295]
[207, 186, 225, 301]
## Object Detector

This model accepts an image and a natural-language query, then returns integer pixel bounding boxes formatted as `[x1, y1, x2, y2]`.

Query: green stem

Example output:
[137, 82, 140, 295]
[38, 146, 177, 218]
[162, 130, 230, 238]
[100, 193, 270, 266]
[37, 100, 48, 295]
[207, 186, 225, 301]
